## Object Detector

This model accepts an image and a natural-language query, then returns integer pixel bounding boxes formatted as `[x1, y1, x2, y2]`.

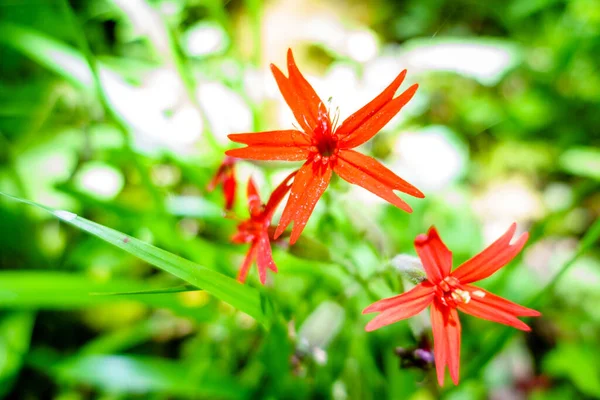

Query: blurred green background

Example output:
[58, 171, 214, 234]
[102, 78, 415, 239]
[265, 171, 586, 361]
[1, 0, 599, 398]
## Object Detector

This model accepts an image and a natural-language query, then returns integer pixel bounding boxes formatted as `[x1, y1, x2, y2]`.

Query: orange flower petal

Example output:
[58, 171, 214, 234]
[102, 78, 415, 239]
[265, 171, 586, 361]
[463, 285, 541, 317]
[228, 130, 311, 147]
[246, 177, 262, 217]
[363, 284, 435, 332]
[339, 83, 418, 149]
[337, 149, 423, 197]
[226, 146, 311, 161]
[237, 244, 257, 283]
[452, 223, 528, 284]
[457, 297, 532, 332]
[274, 161, 332, 244]
[264, 170, 297, 219]
[256, 233, 276, 284]
[271, 64, 317, 134]
[333, 153, 413, 212]
[336, 69, 407, 137]
[286, 49, 329, 131]
[414, 227, 453, 284]
[363, 282, 434, 313]
[431, 301, 461, 386]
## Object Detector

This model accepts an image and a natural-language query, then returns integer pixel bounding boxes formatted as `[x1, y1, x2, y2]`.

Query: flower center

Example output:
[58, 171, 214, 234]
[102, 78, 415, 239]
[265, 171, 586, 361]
[435, 276, 485, 308]
[316, 135, 338, 157]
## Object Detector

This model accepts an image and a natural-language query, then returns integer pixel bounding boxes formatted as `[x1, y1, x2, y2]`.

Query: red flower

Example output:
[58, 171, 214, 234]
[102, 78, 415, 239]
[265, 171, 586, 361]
[232, 172, 295, 284]
[363, 223, 541, 386]
[207, 156, 237, 211]
[226, 49, 424, 244]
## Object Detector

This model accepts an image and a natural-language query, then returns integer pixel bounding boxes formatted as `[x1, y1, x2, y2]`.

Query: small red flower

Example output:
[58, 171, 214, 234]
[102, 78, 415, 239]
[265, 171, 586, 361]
[232, 172, 295, 284]
[363, 223, 541, 386]
[226, 49, 424, 244]
[207, 156, 237, 211]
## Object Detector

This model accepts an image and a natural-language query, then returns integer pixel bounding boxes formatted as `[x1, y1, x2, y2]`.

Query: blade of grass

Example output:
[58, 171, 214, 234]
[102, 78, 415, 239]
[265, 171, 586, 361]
[91, 284, 199, 296]
[0, 192, 273, 326]
[0, 271, 213, 322]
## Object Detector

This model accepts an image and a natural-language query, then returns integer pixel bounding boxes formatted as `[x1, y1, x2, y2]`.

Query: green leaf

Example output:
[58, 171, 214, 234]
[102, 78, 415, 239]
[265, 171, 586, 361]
[544, 343, 600, 397]
[0, 22, 92, 89]
[27, 351, 247, 399]
[0, 192, 272, 326]
[90, 284, 200, 296]
[0, 271, 213, 322]
[559, 146, 600, 180]
[0, 312, 35, 398]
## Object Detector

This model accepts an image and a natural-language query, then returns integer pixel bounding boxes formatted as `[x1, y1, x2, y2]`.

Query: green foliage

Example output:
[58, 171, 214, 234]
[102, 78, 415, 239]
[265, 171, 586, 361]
[0, 0, 598, 399]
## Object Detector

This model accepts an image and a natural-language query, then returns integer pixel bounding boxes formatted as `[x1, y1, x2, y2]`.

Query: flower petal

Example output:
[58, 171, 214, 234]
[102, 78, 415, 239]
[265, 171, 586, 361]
[338, 83, 418, 149]
[414, 227, 453, 284]
[451, 223, 529, 284]
[274, 161, 332, 244]
[337, 149, 423, 197]
[226, 145, 311, 161]
[363, 283, 435, 332]
[222, 173, 236, 211]
[264, 170, 297, 219]
[256, 233, 277, 284]
[363, 282, 434, 313]
[335, 69, 407, 137]
[246, 177, 262, 216]
[237, 244, 257, 283]
[286, 49, 329, 131]
[431, 301, 461, 386]
[463, 285, 541, 317]
[457, 285, 539, 331]
[333, 152, 413, 212]
[228, 130, 311, 147]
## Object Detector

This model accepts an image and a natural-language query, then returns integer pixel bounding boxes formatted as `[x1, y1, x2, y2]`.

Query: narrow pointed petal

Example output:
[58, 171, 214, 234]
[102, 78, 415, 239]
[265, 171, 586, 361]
[226, 145, 311, 161]
[222, 174, 236, 210]
[271, 64, 316, 133]
[431, 301, 461, 386]
[246, 177, 262, 216]
[336, 70, 407, 137]
[363, 282, 434, 313]
[452, 223, 529, 284]
[264, 170, 297, 219]
[256, 233, 277, 284]
[286, 49, 329, 129]
[457, 286, 539, 331]
[274, 161, 332, 244]
[228, 130, 311, 146]
[339, 83, 418, 149]
[333, 153, 414, 212]
[364, 284, 435, 332]
[463, 285, 541, 317]
[414, 227, 452, 284]
[337, 150, 423, 197]
[237, 244, 257, 283]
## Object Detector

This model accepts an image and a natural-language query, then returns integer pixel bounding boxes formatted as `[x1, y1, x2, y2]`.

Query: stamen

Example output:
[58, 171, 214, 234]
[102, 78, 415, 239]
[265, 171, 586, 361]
[452, 289, 471, 304]
[472, 290, 486, 298]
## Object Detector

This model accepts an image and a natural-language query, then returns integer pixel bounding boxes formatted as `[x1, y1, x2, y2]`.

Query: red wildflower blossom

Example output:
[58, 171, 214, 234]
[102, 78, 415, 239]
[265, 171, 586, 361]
[207, 156, 237, 211]
[232, 172, 296, 284]
[363, 223, 541, 386]
[226, 49, 424, 244]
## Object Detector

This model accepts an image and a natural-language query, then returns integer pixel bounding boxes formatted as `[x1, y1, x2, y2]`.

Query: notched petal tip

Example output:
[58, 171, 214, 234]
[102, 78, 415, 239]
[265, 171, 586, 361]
[415, 233, 429, 245]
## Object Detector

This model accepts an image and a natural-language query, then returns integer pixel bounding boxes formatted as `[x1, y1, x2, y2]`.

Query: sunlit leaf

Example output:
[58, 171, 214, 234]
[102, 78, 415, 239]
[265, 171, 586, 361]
[0, 192, 273, 326]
